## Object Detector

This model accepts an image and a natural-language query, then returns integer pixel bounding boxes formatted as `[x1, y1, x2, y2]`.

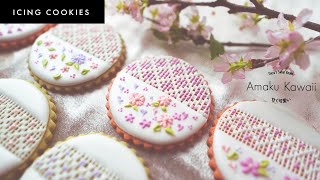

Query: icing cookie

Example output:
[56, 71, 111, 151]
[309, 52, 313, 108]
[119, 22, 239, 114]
[21, 134, 150, 180]
[0, 79, 56, 179]
[28, 24, 125, 91]
[106, 56, 214, 150]
[0, 24, 55, 50]
[207, 101, 320, 180]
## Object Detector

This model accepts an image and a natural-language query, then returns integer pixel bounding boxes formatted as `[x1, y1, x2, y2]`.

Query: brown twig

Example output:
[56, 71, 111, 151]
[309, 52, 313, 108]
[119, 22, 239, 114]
[145, 17, 271, 47]
[148, 0, 320, 32]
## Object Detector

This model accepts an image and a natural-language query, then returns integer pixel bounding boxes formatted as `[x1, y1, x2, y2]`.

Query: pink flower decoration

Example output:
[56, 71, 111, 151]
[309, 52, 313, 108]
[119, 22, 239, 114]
[240, 157, 260, 176]
[265, 30, 320, 70]
[157, 114, 173, 128]
[185, 6, 213, 39]
[129, 93, 145, 106]
[239, 13, 260, 34]
[61, 67, 70, 73]
[213, 53, 252, 84]
[127, 0, 143, 22]
[277, 9, 312, 31]
[283, 175, 299, 180]
[106, 0, 143, 22]
[149, 4, 178, 32]
[158, 95, 171, 106]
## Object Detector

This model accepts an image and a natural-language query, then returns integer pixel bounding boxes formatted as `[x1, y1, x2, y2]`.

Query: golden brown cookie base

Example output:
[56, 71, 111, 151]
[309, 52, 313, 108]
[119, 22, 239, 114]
[1, 82, 57, 180]
[207, 101, 254, 180]
[0, 24, 56, 51]
[106, 76, 215, 151]
[28, 38, 126, 92]
[26, 133, 151, 180]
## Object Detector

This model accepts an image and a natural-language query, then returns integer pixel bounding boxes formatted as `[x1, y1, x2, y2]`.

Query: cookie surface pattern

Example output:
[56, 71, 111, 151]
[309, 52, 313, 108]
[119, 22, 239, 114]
[0, 24, 46, 41]
[109, 56, 211, 145]
[0, 79, 49, 176]
[29, 24, 122, 86]
[212, 101, 320, 180]
[21, 134, 149, 180]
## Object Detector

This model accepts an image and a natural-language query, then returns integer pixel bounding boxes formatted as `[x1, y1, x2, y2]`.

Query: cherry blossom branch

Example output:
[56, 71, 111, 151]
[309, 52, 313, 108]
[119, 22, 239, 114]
[148, 0, 320, 32]
[145, 17, 271, 47]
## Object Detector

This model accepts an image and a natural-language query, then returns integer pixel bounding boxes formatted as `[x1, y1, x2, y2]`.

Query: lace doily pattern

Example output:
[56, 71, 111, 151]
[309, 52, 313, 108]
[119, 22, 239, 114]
[125, 56, 211, 118]
[0, 94, 47, 160]
[50, 24, 122, 63]
[32, 144, 120, 180]
[217, 108, 320, 180]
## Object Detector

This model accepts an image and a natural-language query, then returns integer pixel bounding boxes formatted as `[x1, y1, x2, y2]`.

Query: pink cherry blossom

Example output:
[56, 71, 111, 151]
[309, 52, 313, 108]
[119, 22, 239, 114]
[157, 114, 173, 128]
[213, 53, 252, 84]
[277, 9, 312, 31]
[106, 0, 143, 22]
[149, 4, 178, 32]
[265, 30, 320, 70]
[185, 6, 213, 39]
[158, 95, 171, 106]
[239, 13, 261, 34]
[240, 157, 260, 176]
[129, 93, 145, 106]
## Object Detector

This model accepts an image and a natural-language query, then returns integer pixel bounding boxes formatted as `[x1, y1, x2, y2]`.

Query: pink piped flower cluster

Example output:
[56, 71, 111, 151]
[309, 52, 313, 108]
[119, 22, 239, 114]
[158, 95, 171, 106]
[129, 93, 145, 106]
[157, 114, 174, 128]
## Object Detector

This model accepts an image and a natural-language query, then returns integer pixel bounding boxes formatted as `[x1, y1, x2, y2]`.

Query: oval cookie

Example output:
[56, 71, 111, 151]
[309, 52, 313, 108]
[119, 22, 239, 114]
[208, 101, 320, 180]
[28, 24, 125, 91]
[0, 79, 56, 179]
[21, 134, 149, 180]
[0, 24, 54, 49]
[107, 56, 213, 150]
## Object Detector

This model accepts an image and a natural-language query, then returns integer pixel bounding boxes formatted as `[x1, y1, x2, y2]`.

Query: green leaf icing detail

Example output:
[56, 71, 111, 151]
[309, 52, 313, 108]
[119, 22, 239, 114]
[226, 151, 239, 160]
[259, 160, 269, 168]
[161, 106, 167, 112]
[53, 74, 62, 80]
[209, 34, 225, 59]
[257, 168, 268, 177]
[133, 106, 138, 111]
[165, 127, 175, 136]
[153, 124, 161, 132]
[42, 59, 48, 68]
[124, 104, 132, 108]
[152, 102, 159, 107]
[81, 69, 90, 75]
[37, 40, 42, 46]
[74, 63, 80, 70]
[61, 54, 66, 61]
[66, 62, 74, 66]
[48, 47, 55, 51]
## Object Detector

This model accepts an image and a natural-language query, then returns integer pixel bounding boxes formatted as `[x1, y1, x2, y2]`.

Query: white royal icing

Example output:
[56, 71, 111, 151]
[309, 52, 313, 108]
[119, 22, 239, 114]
[213, 101, 320, 180]
[21, 134, 149, 180]
[108, 56, 211, 145]
[0, 24, 46, 42]
[0, 79, 49, 176]
[28, 24, 122, 87]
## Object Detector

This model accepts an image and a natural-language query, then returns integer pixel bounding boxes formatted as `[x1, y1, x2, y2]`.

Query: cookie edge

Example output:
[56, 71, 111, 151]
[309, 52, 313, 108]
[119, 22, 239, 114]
[1, 81, 57, 180]
[106, 68, 215, 151]
[22, 132, 151, 180]
[28, 36, 126, 92]
[0, 24, 56, 51]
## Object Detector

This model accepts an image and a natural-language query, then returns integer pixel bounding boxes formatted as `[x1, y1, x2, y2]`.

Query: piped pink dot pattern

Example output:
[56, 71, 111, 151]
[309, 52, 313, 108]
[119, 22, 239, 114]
[50, 24, 122, 63]
[125, 56, 211, 118]
[218, 108, 320, 180]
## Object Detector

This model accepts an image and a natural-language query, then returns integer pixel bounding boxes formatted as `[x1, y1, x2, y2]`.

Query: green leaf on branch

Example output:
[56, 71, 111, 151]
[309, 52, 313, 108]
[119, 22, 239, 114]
[209, 34, 225, 60]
